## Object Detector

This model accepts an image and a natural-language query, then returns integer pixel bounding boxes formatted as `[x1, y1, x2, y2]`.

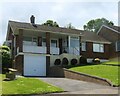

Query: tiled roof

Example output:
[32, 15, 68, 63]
[81, 31, 111, 44]
[9, 20, 83, 36]
[8, 20, 111, 44]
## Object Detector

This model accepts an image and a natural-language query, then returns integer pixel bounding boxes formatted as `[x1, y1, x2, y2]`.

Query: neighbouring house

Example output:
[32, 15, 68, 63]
[5, 16, 111, 76]
[98, 25, 120, 58]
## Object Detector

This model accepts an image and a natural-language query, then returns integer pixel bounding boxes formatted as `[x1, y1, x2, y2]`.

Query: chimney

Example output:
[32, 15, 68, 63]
[30, 15, 35, 24]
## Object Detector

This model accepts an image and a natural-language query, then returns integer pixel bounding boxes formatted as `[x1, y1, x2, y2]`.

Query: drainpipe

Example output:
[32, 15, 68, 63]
[79, 36, 81, 55]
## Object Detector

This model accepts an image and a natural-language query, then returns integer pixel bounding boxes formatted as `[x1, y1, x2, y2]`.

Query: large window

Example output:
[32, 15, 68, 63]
[93, 43, 104, 52]
[81, 42, 86, 51]
[116, 41, 120, 52]
[51, 39, 57, 47]
[23, 36, 37, 46]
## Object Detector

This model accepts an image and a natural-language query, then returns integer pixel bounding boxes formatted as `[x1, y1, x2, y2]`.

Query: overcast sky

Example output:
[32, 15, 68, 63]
[0, 0, 119, 45]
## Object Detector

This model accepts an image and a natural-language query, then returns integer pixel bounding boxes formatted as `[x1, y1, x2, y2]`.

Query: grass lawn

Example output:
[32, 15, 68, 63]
[69, 64, 119, 86]
[103, 57, 120, 65]
[101, 61, 120, 65]
[0, 74, 63, 95]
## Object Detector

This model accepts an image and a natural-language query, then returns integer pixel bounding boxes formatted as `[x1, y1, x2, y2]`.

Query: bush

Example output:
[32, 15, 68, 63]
[92, 58, 100, 64]
[62, 57, 68, 66]
[71, 59, 77, 65]
[0, 46, 12, 73]
[54, 59, 61, 65]
[79, 56, 87, 64]
[1, 46, 10, 52]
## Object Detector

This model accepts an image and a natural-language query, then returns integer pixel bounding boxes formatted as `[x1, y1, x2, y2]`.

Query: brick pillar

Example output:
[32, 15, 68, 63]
[15, 35, 19, 55]
[46, 32, 50, 76]
[46, 32, 50, 54]
[11, 34, 14, 60]
[19, 29, 23, 52]
[59, 38, 62, 54]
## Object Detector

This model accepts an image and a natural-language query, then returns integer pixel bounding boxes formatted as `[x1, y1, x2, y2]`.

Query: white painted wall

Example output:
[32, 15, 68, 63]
[50, 47, 59, 54]
[50, 53, 81, 66]
[23, 45, 46, 53]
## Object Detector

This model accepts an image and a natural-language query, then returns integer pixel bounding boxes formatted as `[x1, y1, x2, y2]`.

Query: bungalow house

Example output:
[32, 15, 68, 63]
[97, 25, 120, 58]
[5, 16, 111, 76]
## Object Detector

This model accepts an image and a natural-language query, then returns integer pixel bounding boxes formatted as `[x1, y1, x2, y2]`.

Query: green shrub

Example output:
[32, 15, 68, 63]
[54, 59, 61, 65]
[0, 46, 12, 73]
[62, 57, 68, 66]
[1, 46, 10, 52]
[79, 56, 87, 64]
[71, 59, 77, 65]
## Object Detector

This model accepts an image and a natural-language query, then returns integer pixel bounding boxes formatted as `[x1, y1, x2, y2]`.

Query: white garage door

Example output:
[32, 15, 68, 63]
[24, 54, 46, 76]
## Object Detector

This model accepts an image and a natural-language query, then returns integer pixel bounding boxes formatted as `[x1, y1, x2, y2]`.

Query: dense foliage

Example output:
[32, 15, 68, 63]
[0, 45, 11, 73]
[43, 20, 59, 27]
[83, 18, 114, 33]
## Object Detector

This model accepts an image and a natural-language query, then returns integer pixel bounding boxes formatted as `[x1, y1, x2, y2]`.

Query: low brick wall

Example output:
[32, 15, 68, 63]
[63, 68, 113, 86]
[49, 66, 113, 86]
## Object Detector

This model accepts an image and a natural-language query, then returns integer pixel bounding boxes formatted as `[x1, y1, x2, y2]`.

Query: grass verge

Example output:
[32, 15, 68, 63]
[1, 74, 63, 95]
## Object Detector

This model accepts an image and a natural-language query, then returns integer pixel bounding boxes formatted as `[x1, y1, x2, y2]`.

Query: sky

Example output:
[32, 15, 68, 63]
[0, 0, 119, 45]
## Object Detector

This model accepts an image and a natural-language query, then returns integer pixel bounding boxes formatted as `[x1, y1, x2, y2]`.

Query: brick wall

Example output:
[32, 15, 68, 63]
[81, 42, 110, 59]
[49, 66, 113, 86]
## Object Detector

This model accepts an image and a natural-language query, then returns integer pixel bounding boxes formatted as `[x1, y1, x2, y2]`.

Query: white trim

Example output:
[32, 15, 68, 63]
[17, 28, 83, 37]
[81, 39, 111, 44]
[97, 25, 119, 34]
[93, 43, 104, 53]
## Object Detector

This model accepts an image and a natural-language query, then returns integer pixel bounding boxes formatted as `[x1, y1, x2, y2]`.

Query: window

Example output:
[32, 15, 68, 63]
[116, 41, 120, 52]
[33, 37, 37, 45]
[23, 36, 37, 46]
[93, 43, 104, 52]
[42, 38, 46, 47]
[81, 42, 86, 51]
[51, 39, 57, 47]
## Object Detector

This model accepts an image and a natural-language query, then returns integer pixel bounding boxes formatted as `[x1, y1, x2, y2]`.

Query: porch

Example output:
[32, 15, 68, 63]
[15, 29, 81, 55]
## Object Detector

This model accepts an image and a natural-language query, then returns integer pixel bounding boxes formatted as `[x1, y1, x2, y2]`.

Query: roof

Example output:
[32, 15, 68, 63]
[98, 25, 120, 34]
[81, 31, 111, 44]
[8, 20, 83, 36]
[7, 20, 111, 44]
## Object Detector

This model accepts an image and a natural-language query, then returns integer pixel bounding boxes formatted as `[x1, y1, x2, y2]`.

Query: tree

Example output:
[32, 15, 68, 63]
[65, 23, 75, 29]
[0, 45, 11, 73]
[43, 20, 59, 27]
[83, 18, 114, 33]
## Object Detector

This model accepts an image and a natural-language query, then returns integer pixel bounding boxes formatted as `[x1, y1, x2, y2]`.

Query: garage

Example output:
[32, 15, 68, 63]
[24, 54, 46, 76]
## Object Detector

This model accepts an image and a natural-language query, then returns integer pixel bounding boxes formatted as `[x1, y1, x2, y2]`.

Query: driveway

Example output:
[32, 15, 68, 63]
[39, 78, 118, 94]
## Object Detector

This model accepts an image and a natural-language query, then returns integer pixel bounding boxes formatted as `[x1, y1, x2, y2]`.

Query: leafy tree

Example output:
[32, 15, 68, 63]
[43, 20, 59, 27]
[65, 23, 75, 29]
[83, 18, 114, 33]
[0, 45, 11, 73]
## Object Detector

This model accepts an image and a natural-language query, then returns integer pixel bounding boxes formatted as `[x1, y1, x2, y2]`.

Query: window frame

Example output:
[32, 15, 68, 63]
[116, 41, 120, 52]
[23, 36, 37, 46]
[81, 42, 86, 51]
[93, 43, 104, 53]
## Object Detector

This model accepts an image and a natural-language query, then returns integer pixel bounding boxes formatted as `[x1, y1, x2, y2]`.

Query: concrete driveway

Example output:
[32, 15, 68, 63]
[39, 78, 118, 94]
